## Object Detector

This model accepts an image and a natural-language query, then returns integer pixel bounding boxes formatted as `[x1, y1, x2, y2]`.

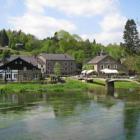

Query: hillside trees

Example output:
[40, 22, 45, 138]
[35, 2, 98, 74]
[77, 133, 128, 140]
[106, 44, 126, 60]
[0, 29, 9, 47]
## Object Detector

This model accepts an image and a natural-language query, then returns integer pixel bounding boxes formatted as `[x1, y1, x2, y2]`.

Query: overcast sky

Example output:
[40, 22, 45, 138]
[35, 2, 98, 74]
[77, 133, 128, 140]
[0, 0, 140, 44]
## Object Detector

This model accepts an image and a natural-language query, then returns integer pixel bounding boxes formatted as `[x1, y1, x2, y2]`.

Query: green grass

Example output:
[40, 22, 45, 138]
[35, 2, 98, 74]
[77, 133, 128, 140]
[0, 79, 139, 94]
[93, 79, 140, 89]
[115, 82, 140, 89]
[0, 79, 103, 94]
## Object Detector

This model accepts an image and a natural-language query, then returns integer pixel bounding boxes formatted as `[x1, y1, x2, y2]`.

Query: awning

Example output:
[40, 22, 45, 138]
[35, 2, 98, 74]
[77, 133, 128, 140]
[81, 70, 95, 74]
[81, 70, 87, 74]
[100, 68, 118, 74]
[86, 70, 94, 74]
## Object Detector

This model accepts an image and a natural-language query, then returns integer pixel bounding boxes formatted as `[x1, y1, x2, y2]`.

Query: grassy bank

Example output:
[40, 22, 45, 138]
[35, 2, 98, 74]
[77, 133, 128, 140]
[115, 81, 140, 89]
[0, 79, 103, 94]
[93, 79, 140, 89]
[0, 79, 139, 94]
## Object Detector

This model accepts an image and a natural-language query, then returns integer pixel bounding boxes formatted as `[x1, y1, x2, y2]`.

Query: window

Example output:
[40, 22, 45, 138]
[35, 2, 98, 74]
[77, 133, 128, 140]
[6, 74, 11, 79]
[14, 74, 17, 78]
[0, 74, 3, 79]
[107, 65, 110, 69]
[34, 74, 38, 79]
[23, 73, 27, 78]
[114, 65, 118, 69]
[15, 61, 17, 64]
[100, 65, 104, 69]
[23, 67, 27, 71]
[20, 61, 22, 64]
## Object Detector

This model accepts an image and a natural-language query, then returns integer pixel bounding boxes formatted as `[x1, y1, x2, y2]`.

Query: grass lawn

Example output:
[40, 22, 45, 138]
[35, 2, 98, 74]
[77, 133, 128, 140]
[0, 79, 103, 94]
[0, 78, 139, 94]
[115, 81, 140, 89]
[93, 79, 140, 89]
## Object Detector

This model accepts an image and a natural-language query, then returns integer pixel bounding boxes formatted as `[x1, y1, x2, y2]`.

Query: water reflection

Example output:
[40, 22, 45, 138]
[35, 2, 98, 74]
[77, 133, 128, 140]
[0, 89, 139, 140]
[115, 89, 140, 140]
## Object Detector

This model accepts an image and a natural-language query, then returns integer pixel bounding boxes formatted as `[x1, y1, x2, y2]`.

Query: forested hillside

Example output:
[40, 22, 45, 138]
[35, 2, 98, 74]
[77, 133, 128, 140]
[0, 19, 140, 72]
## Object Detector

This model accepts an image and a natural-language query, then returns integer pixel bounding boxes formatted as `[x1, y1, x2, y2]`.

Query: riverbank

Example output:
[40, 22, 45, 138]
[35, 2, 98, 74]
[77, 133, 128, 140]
[93, 79, 140, 89]
[0, 79, 102, 94]
[0, 79, 139, 94]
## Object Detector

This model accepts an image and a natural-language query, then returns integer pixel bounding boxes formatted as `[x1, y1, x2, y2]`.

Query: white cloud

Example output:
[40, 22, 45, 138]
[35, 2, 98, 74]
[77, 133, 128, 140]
[9, 13, 76, 39]
[9, 0, 126, 44]
[95, 31, 123, 45]
[25, 0, 48, 14]
[36, 0, 125, 44]
[47, 0, 118, 16]
[81, 13, 127, 45]
[96, 13, 126, 44]
[9, 0, 77, 39]
[82, 31, 124, 45]
[100, 14, 126, 32]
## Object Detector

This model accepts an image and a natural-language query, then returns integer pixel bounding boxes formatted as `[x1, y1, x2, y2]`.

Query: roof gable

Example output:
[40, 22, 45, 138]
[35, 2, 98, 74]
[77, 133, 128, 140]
[40, 53, 75, 61]
[7, 56, 38, 66]
[0, 57, 39, 70]
[88, 55, 108, 64]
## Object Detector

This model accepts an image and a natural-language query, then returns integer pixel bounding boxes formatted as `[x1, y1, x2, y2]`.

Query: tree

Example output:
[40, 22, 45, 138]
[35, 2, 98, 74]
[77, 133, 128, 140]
[123, 56, 140, 73]
[123, 19, 140, 54]
[106, 44, 126, 60]
[0, 29, 9, 47]
[1, 50, 11, 63]
[54, 62, 61, 76]
[82, 64, 93, 70]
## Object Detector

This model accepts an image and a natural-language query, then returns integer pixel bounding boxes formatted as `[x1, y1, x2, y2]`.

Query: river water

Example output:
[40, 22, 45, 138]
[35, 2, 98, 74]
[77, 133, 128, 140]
[0, 88, 140, 140]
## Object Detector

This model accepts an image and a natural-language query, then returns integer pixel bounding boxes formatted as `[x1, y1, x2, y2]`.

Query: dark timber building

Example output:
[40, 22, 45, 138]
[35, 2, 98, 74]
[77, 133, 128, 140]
[0, 57, 41, 81]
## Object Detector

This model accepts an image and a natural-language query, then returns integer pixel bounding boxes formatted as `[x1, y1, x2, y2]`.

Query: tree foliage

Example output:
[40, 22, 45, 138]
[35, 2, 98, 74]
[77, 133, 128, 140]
[82, 64, 93, 70]
[123, 19, 140, 54]
[1, 50, 11, 63]
[0, 29, 9, 47]
[123, 56, 140, 73]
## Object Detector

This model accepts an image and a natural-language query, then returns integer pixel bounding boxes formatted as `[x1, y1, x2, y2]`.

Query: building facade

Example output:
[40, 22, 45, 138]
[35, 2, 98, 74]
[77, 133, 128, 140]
[38, 54, 76, 76]
[88, 55, 127, 74]
[0, 57, 41, 81]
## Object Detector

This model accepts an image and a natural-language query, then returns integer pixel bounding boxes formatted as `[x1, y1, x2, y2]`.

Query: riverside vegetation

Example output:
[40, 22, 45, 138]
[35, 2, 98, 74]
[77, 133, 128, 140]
[0, 79, 139, 94]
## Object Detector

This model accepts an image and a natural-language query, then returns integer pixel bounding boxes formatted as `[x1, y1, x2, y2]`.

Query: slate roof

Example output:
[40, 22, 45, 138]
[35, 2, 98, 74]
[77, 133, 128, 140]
[40, 53, 75, 61]
[0, 57, 39, 70]
[6, 56, 38, 66]
[88, 55, 108, 64]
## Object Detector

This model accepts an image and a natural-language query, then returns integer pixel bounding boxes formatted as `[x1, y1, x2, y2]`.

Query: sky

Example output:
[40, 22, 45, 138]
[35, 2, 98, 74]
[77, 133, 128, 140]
[0, 0, 140, 45]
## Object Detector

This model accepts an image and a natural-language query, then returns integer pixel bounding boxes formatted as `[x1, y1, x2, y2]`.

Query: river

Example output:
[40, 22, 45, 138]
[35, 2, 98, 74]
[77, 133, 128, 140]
[0, 88, 140, 140]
